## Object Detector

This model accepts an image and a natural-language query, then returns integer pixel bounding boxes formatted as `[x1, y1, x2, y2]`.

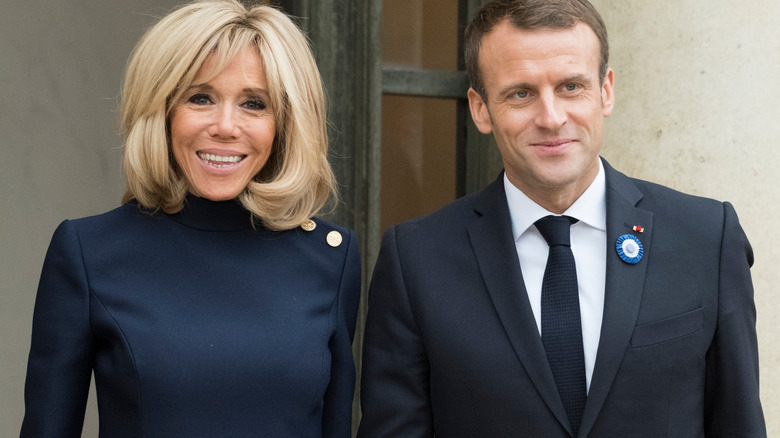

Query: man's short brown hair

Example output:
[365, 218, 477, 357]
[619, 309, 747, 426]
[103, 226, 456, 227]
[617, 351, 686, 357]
[464, 0, 609, 100]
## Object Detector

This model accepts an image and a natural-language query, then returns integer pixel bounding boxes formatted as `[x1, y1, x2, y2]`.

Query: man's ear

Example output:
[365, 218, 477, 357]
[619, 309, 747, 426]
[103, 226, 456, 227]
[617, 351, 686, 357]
[601, 67, 615, 117]
[468, 87, 493, 134]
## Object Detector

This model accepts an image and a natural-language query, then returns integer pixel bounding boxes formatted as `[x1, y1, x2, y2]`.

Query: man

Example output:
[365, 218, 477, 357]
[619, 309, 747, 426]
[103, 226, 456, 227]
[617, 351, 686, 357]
[358, 0, 765, 437]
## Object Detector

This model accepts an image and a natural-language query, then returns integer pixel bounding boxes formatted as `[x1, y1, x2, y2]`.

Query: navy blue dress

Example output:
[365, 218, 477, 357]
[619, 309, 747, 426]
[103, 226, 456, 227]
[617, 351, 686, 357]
[21, 195, 361, 437]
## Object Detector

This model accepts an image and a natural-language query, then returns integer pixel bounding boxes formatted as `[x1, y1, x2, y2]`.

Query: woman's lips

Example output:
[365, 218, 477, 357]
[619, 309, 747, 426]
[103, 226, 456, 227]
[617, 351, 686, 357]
[197, 151, 246, 169]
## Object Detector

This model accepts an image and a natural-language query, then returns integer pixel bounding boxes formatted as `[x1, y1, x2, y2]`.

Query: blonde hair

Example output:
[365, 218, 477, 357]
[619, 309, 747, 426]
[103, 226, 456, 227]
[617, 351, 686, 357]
[120, 0, 336, 231]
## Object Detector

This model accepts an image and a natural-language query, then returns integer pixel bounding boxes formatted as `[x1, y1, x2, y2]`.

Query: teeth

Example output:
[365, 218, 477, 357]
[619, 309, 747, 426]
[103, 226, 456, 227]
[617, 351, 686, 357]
[197, 152, 243, 165]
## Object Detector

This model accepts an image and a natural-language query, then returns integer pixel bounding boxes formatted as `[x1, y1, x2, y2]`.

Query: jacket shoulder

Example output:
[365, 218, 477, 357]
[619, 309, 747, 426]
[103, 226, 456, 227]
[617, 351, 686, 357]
[629, 177, 727, 219]
[396, 190, 483, 232]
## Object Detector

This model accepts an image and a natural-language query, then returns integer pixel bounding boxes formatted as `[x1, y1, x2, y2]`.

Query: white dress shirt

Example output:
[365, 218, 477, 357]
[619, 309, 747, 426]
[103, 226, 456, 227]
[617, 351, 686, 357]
[504, 160, 607, 392]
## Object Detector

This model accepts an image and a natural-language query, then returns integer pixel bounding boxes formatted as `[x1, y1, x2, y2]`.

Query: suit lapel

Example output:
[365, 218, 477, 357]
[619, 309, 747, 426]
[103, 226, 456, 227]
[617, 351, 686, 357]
[467, 175, 573, 434]
[578, 160, 653, 437]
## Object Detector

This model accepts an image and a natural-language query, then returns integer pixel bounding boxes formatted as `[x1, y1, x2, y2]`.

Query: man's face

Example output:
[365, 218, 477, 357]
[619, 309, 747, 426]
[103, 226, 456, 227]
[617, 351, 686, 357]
[468, 21, 614, 213]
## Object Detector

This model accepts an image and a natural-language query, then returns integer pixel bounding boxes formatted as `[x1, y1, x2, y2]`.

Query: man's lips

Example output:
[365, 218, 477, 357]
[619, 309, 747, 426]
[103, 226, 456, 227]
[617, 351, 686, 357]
[531, 139, 576, 147]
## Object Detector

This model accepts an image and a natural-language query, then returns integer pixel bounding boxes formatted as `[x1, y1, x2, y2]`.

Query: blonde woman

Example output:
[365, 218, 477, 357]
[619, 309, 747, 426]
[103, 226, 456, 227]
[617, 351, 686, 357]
[21, 1, 361, 436]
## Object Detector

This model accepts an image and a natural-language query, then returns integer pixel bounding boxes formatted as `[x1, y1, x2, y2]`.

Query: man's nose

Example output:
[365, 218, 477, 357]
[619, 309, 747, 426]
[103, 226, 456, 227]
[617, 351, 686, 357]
[534, 92, 567, 130]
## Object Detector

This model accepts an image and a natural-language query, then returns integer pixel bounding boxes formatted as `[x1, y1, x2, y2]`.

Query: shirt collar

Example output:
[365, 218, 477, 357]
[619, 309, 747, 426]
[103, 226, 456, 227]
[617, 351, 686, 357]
[504, 158, 607, 242]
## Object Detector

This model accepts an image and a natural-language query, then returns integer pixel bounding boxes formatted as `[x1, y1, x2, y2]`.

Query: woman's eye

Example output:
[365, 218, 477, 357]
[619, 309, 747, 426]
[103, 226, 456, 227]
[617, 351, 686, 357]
[243, 99, 267, 111]
[187, 94, 212, 105]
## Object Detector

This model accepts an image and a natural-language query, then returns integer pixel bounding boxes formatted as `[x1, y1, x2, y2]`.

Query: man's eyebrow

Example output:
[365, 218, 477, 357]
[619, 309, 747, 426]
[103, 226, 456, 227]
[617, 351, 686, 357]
[558, 73, 593, 86]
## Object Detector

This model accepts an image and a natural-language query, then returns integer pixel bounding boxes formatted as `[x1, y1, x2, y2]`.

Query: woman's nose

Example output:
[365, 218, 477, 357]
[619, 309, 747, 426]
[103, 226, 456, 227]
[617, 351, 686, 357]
[208, 105, 240, 138]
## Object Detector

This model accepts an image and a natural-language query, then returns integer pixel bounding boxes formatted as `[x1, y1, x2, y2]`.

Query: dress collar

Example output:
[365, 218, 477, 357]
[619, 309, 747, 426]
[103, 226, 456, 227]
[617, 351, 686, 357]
[170, 194, 258, 231]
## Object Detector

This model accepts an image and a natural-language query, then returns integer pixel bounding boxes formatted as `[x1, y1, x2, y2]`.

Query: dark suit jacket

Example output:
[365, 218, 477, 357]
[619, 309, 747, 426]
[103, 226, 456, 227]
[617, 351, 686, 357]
[358, 159, 764, 437]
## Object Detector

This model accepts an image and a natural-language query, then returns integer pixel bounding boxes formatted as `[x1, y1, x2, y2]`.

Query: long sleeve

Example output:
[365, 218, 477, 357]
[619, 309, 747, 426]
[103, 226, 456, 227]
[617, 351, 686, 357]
[322, 229, 362, 438]
[357, 226, 434, 438]
[21, 220, 94, 437]
[704, 202, 766, 436]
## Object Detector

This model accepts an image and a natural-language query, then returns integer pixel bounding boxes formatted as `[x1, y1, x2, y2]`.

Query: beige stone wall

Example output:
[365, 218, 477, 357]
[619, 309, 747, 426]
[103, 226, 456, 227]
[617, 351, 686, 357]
[592, 1, 780, 432]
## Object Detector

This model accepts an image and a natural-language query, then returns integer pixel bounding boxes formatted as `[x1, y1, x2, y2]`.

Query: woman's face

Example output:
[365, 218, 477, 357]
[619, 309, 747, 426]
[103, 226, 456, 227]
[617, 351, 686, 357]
[170, 47, 276, 201]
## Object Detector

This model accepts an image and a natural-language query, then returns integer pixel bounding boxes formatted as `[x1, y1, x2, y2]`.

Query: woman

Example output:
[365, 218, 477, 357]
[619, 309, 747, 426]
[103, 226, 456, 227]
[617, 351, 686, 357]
[20, 1, 361, 436]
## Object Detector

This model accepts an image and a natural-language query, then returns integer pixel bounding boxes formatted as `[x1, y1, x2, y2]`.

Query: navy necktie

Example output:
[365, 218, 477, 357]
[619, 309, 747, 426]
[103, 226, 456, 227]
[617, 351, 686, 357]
[535, 215, 587, 434]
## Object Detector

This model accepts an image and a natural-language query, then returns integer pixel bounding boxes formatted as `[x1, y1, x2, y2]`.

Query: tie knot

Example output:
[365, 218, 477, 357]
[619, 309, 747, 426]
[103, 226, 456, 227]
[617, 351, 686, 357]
[535, 215, 576, 247]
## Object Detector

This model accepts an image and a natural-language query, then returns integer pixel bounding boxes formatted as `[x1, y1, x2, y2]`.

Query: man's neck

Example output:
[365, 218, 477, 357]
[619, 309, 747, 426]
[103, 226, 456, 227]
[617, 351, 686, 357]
[506, 173, 599, 215]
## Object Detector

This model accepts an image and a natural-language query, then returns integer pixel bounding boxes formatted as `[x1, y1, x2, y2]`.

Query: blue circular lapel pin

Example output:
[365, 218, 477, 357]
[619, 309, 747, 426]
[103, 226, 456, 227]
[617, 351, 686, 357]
[616, 234, 644, 264]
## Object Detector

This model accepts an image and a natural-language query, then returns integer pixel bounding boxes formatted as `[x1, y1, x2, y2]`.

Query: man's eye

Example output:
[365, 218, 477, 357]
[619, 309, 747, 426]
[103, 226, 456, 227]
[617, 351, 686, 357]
[514, 90, 529, 99]
[188, 94, 212, 105]
[243, 99, 267, 111]
[564, 83, 578, 91]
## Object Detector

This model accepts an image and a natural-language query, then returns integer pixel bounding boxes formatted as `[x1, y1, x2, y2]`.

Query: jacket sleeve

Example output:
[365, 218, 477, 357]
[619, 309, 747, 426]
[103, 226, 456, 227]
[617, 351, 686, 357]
[21, 220, 94, 437]
[704, 202, 766, 437]
[322, 229, 362, 438]
[357, 226, 434, 438]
